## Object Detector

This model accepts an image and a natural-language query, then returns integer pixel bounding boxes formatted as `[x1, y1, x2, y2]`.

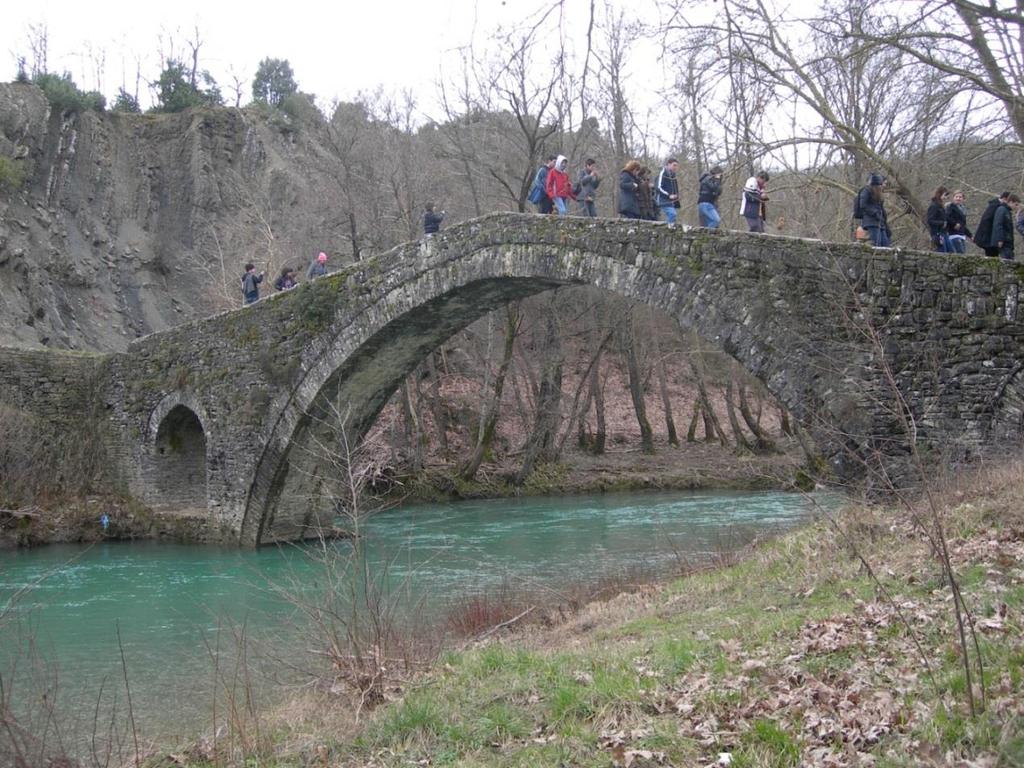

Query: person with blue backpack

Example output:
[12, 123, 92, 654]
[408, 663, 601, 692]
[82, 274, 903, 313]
[528, 155, 556, 214]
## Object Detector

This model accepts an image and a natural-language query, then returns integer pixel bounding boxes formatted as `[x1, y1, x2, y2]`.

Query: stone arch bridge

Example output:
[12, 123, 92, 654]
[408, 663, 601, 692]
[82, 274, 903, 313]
[3, 213, 1024, 545]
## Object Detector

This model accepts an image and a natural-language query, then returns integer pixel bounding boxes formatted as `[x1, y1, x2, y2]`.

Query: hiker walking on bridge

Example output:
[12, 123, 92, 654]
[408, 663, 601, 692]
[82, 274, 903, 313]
[424, 203, 445, 235]
[545, 155, 575, 216]
[307, 251, 328, 280]
[241, 263, 265, 305]
[854, 174, 891, 248]
[577, 159, 600, 217]
[741, 171, 770, 233]
[697, 166, 723, 229]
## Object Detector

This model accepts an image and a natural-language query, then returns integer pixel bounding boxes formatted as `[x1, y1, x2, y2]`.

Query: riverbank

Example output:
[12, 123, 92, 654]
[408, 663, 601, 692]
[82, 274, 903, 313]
[152, 456, 1024, 767]
[396, 440, 811, 504]
[0, 439, 809, 549]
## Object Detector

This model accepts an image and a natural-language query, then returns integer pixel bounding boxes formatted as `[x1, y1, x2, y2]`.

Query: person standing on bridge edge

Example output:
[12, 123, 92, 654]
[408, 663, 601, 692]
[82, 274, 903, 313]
[577, 159, 600, 217]
[855, 174, 891, 248]
[528, 155, 556, 214]
[945, 190, 972, 254]
[740, 170, 770, 233]
[927, 187, 952, 252]
[274, 266, 297, 291]
[545, 155, 575, 216]
[307, 251, 328, 280]
[697, 165, 724, 229]
[618, 160, 642, 219]
[989, 193, 1021, 262]
[424, 203, 445, 235]
[637, 167, 658, 221]
[241, 263, 265, 305]
[655, 158, 680, 224]
[974, 192, 1009, 258]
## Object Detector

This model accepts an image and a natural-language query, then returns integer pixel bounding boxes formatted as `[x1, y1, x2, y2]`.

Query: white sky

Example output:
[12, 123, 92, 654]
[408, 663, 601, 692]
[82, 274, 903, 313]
[0, 0, 666, 121]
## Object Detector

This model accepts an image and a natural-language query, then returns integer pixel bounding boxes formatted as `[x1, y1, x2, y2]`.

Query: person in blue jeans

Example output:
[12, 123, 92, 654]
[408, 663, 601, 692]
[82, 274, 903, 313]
[241, 263, 265, 305]
[945, 190, 972, 254]
[856, 174, 891, 248]
[697, 166, 723, 228]
[927, 186, 952, 252]
[654, 158, 680, 224]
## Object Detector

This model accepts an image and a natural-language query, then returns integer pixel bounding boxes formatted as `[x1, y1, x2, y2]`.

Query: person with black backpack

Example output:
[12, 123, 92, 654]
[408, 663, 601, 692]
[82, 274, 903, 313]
[528, 155, 556, 214]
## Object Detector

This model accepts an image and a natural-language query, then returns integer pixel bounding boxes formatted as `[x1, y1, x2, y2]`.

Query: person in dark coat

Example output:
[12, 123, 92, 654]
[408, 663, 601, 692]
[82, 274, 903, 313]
[618, 160, 642, 219]
[530, 155, 557, 214]
[856, 174, 891, 247]
[990, 193, 1021, 261]
[637, 166, 658, 221]
[697, 166, 723, 228]
[975, 192, 1010, 257]
[927, 186, 951, 252]
[241, 263, 265, 305]
[577, 159, 600, 217]
[654, 158, 680, 223]
[424, 203, 445, 234]
[740, 171, 770, 233]
[945, 190, 972, 254]
[274, 266, 297, 291]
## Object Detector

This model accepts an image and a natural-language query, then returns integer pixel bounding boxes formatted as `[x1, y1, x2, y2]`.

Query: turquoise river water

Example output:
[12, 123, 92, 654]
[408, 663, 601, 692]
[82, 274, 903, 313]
[0, 489, 833, 744]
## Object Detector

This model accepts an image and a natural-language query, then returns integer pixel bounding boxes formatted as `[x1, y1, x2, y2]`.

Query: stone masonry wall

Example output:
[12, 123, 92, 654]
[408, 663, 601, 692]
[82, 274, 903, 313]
[8, 213, 1024, 545]
[0, 345, 106, 427]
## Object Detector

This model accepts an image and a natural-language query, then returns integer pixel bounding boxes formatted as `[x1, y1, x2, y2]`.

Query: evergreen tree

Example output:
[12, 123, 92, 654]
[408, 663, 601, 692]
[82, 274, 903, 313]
[252, 58, 298, 107]
[153, 59, 223, 113]
[112, 88, 140, 113]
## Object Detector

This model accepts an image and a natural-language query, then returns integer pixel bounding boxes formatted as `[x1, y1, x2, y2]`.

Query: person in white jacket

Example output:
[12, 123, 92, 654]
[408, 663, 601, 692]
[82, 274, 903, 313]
[740, 171, 770, 232]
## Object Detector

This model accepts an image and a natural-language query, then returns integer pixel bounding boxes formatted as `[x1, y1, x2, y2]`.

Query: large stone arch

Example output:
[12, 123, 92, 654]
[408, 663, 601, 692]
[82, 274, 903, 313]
[238, 238, 858, 545]
[98, 213, 1024, 546]
[144, 394, 210, 513]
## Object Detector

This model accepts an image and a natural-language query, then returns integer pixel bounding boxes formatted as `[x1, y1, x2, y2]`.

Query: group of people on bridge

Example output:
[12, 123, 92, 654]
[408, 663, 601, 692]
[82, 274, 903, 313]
[529, 155, 1024, 261]
[240, 250, 331, 305]
[528, 155, 766, 232]
[240, 159, 1024, 307]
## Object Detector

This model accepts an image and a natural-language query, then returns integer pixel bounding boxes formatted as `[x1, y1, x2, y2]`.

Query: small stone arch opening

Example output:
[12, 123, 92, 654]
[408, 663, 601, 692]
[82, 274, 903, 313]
[153, 404, 208, 510]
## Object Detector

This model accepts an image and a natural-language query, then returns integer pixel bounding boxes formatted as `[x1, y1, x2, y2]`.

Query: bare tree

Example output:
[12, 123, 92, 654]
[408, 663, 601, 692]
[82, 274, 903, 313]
[853, 0, 1024, 144]
[662, 0, 968, 228]
[621, 306, 655, 454]
[515, 297, 565, 484]
[460, 304, 521, 481]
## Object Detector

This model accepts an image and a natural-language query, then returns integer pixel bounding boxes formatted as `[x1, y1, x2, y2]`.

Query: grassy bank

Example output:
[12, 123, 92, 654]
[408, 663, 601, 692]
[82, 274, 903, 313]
[134, 458, 1024, 767]
[394, 442, 809, 505]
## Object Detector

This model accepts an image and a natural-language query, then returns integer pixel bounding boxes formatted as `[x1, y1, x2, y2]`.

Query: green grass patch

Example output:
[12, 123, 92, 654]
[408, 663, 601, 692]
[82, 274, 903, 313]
[732, 719, 801, 767]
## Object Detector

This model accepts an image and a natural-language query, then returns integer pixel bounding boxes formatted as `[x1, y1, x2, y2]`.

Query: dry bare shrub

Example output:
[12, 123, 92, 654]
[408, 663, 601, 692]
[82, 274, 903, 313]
[0, 404, 108, 510]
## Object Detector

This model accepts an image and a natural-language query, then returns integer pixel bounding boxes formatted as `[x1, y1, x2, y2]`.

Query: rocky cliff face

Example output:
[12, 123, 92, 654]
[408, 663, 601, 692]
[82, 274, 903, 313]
[0, 83, 347, 352]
